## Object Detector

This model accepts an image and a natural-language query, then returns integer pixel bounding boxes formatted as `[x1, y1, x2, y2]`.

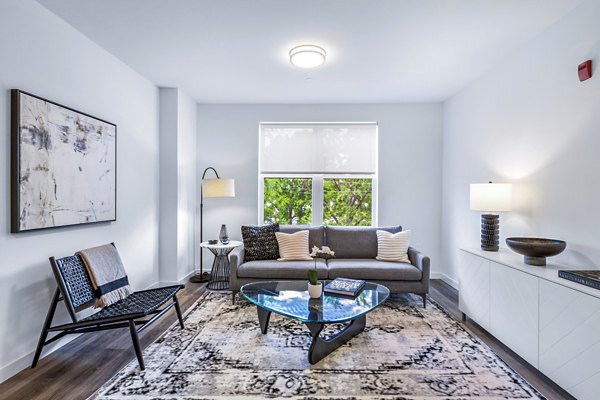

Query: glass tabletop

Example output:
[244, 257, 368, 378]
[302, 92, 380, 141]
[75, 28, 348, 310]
[199, 240, 243, 249]
[240, 281, 390, 323]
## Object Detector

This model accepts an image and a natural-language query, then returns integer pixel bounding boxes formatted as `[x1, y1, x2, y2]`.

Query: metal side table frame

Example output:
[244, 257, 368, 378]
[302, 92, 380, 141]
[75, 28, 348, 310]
[200, 240, 242, 290]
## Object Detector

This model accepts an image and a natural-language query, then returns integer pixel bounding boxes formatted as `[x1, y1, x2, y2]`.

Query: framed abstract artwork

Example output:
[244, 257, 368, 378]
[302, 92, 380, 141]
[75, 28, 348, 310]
[11, 89, 117, 232]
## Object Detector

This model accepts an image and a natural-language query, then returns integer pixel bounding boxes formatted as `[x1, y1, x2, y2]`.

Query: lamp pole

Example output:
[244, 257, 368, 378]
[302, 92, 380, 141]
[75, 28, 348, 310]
[190, 167, 220, 283]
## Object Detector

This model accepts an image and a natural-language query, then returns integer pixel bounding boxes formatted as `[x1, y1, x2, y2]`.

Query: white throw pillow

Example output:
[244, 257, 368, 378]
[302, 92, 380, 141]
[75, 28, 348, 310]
[275, 230, 312, 261]
[376, 230, 411, 263]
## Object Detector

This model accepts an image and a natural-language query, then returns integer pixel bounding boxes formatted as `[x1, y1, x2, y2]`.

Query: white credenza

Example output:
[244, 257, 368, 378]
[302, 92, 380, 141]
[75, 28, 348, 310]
[459, 248, 600, 400]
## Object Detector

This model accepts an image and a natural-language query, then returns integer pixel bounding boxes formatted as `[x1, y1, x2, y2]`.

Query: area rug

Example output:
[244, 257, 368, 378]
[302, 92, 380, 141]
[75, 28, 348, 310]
[90, 291, 545, 399]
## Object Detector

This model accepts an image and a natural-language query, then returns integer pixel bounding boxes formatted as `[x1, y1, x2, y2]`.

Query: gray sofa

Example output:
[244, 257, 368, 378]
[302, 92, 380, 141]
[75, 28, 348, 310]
[229, 225, 431, 307]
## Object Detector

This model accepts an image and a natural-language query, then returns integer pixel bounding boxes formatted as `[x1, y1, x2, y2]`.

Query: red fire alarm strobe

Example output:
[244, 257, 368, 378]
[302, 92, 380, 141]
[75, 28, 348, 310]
[578, 60, 592, 81]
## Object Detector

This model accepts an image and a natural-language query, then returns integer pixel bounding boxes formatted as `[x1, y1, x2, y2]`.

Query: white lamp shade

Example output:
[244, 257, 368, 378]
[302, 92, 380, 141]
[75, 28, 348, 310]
[470, 182, 512, 212]
[202, 178, 235, 198]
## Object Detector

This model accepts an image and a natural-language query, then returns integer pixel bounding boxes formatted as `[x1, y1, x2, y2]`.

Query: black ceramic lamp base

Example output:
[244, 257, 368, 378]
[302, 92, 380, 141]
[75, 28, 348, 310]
[480, 214, 499, 251]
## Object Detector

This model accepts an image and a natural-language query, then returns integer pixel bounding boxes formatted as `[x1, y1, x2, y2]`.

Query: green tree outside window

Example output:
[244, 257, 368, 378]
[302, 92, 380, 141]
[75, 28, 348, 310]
[263, 178, 312, 224]
[263, 177, 373, 226]
[324, 178, 372, 226]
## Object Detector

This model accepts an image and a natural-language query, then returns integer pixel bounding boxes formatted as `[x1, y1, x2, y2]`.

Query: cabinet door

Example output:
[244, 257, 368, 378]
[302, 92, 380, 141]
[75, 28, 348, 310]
[458, 250, 491, 330]
[490, 262, 539, 368]
[539, 280, 600, 400]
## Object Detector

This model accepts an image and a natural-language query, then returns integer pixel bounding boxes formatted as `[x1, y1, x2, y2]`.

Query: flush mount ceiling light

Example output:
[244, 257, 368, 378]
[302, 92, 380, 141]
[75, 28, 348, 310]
[289, 44, 326, 68]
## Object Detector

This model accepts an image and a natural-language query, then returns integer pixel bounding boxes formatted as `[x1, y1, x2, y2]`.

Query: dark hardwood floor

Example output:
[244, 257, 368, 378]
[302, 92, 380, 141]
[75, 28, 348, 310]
[0, 280, 574, 400]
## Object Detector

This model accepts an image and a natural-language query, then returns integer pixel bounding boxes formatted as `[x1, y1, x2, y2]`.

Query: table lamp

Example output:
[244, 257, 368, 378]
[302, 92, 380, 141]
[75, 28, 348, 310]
[470, 181, 512, 251]
[190, 167, 235, 283]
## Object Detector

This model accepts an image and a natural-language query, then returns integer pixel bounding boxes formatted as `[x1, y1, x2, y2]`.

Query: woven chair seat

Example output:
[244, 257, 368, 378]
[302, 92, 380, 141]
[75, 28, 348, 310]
[81, 286, 181, 322]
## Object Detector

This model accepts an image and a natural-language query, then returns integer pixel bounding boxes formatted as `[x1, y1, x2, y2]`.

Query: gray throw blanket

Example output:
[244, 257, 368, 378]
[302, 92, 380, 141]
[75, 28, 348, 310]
[76, 244, 132, 308]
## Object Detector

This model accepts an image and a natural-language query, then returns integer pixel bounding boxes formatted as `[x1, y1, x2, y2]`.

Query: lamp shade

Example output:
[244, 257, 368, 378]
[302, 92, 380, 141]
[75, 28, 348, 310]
[470, 182, 512, 212]
[202, 178, 235, 198]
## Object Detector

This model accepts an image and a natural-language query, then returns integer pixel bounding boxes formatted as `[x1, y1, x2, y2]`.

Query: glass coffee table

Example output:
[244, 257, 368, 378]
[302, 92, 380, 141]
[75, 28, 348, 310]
[241, 280, 390, 364]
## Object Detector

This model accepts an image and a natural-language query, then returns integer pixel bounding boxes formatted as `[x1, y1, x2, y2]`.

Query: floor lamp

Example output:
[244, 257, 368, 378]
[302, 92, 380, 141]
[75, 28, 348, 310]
[190, 167, 235, 283]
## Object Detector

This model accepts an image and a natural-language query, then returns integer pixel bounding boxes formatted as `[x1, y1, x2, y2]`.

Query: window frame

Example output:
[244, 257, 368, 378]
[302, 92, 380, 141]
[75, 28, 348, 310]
[259, 173, 378, 227]
[258, 122, 379, 227]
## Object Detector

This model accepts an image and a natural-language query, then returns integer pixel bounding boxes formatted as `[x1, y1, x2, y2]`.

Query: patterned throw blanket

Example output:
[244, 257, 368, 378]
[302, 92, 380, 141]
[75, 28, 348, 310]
[76, 244, 132, 308]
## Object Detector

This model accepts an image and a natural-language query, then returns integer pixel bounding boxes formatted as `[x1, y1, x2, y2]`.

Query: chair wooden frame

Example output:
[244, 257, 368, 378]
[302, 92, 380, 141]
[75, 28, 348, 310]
[32, 249, 185, 370]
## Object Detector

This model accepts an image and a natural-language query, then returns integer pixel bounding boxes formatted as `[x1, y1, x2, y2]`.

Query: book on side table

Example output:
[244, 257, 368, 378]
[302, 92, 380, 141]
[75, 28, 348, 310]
[324, 278, 366, 297]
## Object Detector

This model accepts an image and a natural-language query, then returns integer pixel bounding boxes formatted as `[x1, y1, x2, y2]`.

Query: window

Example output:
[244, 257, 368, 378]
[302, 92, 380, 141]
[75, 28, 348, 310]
[323, 178, 373, 226]
[259, 123, 377, 226]
[263, 177, 312, 225]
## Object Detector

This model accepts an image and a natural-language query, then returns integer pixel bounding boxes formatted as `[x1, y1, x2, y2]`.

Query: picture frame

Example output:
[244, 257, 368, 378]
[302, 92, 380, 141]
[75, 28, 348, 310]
[11, 89, 117, 233]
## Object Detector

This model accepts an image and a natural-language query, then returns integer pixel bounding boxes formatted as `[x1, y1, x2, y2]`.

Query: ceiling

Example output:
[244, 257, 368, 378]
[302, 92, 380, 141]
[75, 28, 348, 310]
[37, 0, 583, 103]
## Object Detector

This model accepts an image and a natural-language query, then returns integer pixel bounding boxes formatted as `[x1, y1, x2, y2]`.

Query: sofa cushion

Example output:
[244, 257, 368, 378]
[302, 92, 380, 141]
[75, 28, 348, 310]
[238, 259, 328, 279]
[241, 223, 280, 261]
[325, 225, 402, 258]
[275, 230, 312, 261]
[280, 225, 325, 249]
[376, 230, 411, 263]
[327, 259, 422, 281]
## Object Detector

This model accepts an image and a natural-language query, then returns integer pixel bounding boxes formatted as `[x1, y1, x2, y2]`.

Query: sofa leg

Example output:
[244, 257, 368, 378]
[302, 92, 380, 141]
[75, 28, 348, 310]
[232, 290, 238, 305]
[421, 294, 427, 308]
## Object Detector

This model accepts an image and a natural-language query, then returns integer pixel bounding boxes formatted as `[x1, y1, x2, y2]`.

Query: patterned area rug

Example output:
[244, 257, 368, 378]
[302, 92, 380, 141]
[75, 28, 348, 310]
[91, 291, 545, 399]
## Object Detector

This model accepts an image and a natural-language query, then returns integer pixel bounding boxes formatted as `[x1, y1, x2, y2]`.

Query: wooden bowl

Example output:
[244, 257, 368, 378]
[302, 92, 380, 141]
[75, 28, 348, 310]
[505, 237, 566, 266]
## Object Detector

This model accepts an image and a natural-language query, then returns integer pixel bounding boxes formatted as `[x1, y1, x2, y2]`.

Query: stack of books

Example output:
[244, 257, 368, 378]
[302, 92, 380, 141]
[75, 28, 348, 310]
[324, 278, 366, 297]
[558, 270, 600, 291]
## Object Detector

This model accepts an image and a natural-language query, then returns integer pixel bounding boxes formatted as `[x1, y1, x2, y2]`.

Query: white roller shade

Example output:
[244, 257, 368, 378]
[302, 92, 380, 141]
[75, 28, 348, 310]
[259, 123, 377, 174]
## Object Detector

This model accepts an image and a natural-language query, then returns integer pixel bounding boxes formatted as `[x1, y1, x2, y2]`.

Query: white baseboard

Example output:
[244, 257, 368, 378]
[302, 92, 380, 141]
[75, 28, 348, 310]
[431, 272, 459, 290]
[0, 330, 81, 384]
[158, 270, 195, 287]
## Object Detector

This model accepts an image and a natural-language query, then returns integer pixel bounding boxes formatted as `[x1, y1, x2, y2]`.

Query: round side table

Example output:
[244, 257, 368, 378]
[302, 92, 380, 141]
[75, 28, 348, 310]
[200, 240, 242, 290]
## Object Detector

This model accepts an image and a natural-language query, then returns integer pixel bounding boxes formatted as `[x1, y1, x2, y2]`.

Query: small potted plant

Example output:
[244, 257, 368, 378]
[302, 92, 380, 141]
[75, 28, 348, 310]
[308, 246, 335, 298]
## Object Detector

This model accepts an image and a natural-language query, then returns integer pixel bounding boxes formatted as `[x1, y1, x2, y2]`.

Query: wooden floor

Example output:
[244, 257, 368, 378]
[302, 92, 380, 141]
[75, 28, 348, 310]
[0, 280, 574, 400]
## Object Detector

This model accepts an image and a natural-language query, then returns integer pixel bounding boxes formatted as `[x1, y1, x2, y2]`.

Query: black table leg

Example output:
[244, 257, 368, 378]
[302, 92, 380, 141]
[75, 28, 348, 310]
[305, 314, 367, 364]
[257, 306, 271, 334]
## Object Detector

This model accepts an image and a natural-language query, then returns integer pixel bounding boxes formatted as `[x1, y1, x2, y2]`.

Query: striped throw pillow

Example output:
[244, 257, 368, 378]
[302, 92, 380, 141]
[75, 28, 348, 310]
[275, 230, 312, 261]
[376, 230, 411, 263]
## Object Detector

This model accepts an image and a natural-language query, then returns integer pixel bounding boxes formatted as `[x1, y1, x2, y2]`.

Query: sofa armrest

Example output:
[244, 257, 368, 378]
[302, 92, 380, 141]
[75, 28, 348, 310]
[408, 246, 430, 281]
[229, 246, 245, 278]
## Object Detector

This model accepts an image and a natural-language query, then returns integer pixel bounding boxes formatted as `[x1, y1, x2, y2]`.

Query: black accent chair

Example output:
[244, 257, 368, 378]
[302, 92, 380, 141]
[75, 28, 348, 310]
[32, 251, 185, 370]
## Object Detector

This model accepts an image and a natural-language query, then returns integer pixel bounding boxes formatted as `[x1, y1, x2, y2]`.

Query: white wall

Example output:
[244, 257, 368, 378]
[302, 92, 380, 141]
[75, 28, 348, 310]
[159, 89, 179, 283]
[0, 0, 160, 382]
[441, 0, 600, 283]
[159, 88, 197, 283]
[197, 104, 443, 274]
[176, 90, 198, 282]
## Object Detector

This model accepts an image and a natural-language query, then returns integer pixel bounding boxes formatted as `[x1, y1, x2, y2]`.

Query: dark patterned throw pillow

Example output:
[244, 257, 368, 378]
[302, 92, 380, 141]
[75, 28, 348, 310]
[241, 223, 280, 261]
